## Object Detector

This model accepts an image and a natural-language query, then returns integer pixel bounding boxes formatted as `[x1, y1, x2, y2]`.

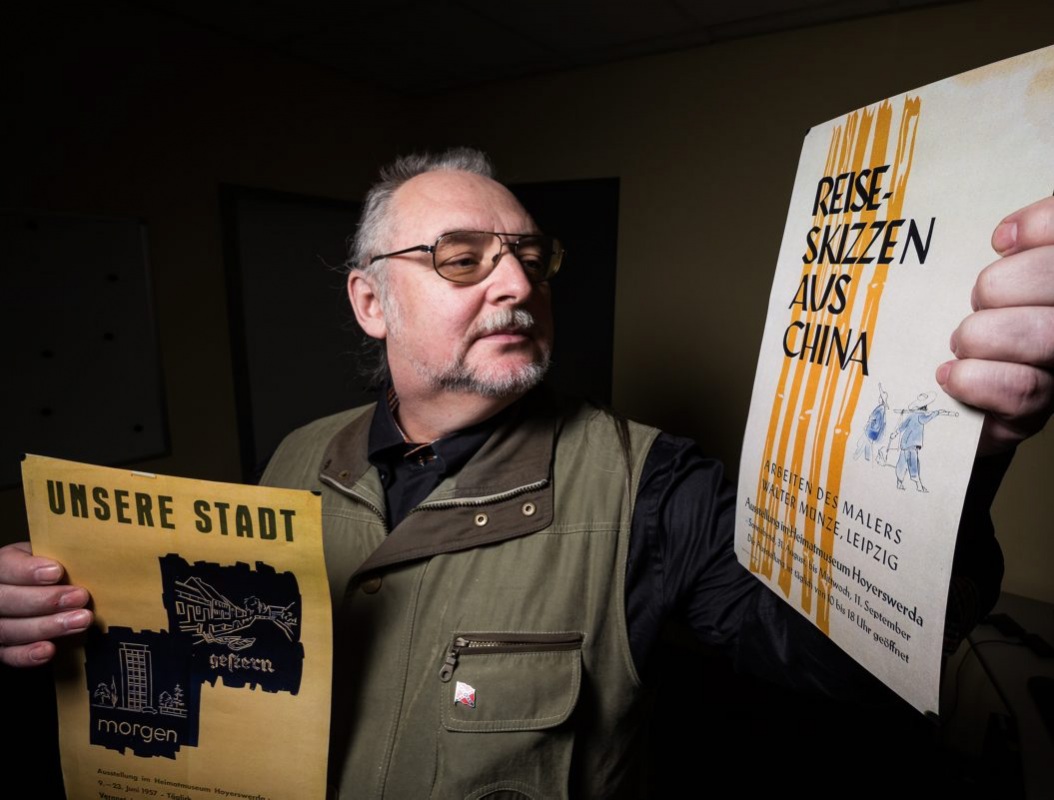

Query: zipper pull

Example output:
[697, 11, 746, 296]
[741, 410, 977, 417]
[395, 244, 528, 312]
[439, 636, 469, 682]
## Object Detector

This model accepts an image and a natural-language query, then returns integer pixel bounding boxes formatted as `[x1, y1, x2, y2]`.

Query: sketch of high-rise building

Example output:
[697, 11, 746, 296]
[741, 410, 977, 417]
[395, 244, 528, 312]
[119, 642, 153, 712]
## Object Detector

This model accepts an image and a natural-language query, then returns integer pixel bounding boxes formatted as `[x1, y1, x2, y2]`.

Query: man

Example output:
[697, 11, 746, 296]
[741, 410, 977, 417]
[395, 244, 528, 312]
[2, 149, 1053, 797]
[887, 391, 959, 491]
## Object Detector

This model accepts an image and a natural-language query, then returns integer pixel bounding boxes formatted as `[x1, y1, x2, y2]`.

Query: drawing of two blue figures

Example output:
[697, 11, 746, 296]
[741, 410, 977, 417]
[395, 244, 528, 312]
[854, 382, 958, 492]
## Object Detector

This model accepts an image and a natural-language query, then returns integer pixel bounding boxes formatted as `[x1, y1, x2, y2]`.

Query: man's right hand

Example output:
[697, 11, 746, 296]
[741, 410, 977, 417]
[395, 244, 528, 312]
[0, 542, 92, 667]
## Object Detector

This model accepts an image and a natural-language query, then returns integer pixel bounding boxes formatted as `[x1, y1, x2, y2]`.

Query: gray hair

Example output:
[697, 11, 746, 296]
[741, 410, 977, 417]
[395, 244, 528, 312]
[347, 147, 496, 387]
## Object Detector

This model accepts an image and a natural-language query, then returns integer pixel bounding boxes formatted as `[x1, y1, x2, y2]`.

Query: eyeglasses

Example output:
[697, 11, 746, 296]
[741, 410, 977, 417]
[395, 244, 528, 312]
[368, 231, 564, 285]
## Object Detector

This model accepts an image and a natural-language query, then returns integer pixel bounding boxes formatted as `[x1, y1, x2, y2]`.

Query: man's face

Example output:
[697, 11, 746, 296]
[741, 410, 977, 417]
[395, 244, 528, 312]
[374, 170, 554, 401]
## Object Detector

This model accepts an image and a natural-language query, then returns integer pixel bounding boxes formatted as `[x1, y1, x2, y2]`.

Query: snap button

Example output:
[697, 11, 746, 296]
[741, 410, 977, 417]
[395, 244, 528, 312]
[474, 513, 489, 527]
[521, 501, 536, 517]
[360, 577, 382, 594]
[338, 469, 350, 480]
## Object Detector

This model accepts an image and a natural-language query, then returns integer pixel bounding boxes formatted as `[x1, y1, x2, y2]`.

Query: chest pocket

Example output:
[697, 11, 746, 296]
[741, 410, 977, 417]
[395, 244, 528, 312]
[433, 632, 584, 800]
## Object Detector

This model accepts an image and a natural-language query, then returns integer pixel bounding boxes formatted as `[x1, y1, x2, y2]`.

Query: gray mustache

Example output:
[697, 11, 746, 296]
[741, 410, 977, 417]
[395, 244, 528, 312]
[473, 309, 537, 336]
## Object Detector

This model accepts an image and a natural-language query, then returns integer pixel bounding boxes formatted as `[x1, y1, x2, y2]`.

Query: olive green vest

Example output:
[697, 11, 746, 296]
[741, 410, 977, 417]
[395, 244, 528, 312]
[262, 394, 660, 799]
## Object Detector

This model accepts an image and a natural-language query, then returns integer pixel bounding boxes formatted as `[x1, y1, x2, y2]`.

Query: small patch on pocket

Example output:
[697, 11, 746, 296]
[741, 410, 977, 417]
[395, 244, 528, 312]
[454, 681, 477, 708]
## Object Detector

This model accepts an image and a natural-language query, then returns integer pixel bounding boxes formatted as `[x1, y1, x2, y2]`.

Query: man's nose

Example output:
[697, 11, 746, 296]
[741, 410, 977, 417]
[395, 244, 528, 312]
[485, 246, 535, 303]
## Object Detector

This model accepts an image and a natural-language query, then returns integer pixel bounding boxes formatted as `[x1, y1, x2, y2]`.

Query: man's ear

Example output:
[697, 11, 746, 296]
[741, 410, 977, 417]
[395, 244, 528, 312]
[347, 271, 388, 340]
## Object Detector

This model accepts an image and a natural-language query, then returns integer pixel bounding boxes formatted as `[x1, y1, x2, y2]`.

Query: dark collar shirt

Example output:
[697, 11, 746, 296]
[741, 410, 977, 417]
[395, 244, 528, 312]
[367, 386, 512, 530]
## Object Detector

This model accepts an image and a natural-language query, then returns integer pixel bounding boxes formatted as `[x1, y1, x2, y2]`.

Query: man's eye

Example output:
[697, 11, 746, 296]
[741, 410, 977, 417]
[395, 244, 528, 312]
[517, 256, 544, 272]
[439, 254, 482, 272]
[514, 244, 546, 272]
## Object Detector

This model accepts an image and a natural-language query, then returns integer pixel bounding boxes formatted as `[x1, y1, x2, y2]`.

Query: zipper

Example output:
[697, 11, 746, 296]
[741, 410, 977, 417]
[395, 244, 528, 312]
[319, 473, 389, 533]
[438, 632, 584, 682]
[320, 474, 548, 530]
[410, 478, 548, 517]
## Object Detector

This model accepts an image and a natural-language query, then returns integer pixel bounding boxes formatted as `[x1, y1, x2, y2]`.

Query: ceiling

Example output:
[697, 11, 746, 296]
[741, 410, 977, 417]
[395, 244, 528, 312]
[139, 0, 955, 95]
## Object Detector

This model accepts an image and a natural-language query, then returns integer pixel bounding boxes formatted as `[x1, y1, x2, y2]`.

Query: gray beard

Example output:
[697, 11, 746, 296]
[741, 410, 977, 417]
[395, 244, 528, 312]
[420, 308, 551, 398]
[433, 354, 550, 398]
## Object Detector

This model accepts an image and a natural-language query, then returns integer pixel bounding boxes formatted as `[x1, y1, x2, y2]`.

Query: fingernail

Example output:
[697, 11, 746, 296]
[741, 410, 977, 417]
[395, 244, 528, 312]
[970, 285, 979, 312]
[29, 643, 52, 663]
[949, 330, 959, 356]
[993, 221, 1017, 254]
[63, 610, 91, 631]
[34, 564, 62, 583]
[58, 589, 86, 609]
[936, 362, 951, 386]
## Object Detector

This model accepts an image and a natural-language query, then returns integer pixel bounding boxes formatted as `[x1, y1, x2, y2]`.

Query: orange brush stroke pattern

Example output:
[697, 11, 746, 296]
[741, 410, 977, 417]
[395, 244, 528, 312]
[749, 97, 922, 635]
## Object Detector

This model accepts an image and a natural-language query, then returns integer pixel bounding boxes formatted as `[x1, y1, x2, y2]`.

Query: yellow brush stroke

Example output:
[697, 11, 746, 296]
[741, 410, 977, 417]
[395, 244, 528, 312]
[788, 106, 877, 615]
[762, 113, 860, 599]
[809, 102, 894, 629]
[750, 121, 846, 578]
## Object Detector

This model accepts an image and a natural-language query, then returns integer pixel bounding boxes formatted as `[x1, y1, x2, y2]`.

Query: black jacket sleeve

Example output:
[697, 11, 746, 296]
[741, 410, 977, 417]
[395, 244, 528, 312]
[625, 432, 1004, 699]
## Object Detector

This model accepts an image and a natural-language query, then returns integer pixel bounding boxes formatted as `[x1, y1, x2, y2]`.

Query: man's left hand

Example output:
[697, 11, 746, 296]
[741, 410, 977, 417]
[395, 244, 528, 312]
[939, 196, 1054, 456]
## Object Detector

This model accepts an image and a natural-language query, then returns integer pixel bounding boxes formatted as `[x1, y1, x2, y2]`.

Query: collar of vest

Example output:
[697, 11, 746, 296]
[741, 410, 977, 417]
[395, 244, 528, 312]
[319, 390, 563, 579]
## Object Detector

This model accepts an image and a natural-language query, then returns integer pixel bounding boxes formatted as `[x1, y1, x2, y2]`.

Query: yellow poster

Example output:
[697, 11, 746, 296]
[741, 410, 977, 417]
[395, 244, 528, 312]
[23, 454, 331, 800]
[736, 44, 1054, 714]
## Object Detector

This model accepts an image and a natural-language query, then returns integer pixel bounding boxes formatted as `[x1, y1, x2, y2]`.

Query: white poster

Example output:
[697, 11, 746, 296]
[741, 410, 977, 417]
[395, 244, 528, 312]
[736, 45, 1054, 714]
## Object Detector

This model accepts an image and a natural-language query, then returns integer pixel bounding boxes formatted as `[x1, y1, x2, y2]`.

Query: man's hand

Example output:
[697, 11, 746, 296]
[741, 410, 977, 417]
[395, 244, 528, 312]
[0, 542, 92, 667]
[939, 196, 1054, 456]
